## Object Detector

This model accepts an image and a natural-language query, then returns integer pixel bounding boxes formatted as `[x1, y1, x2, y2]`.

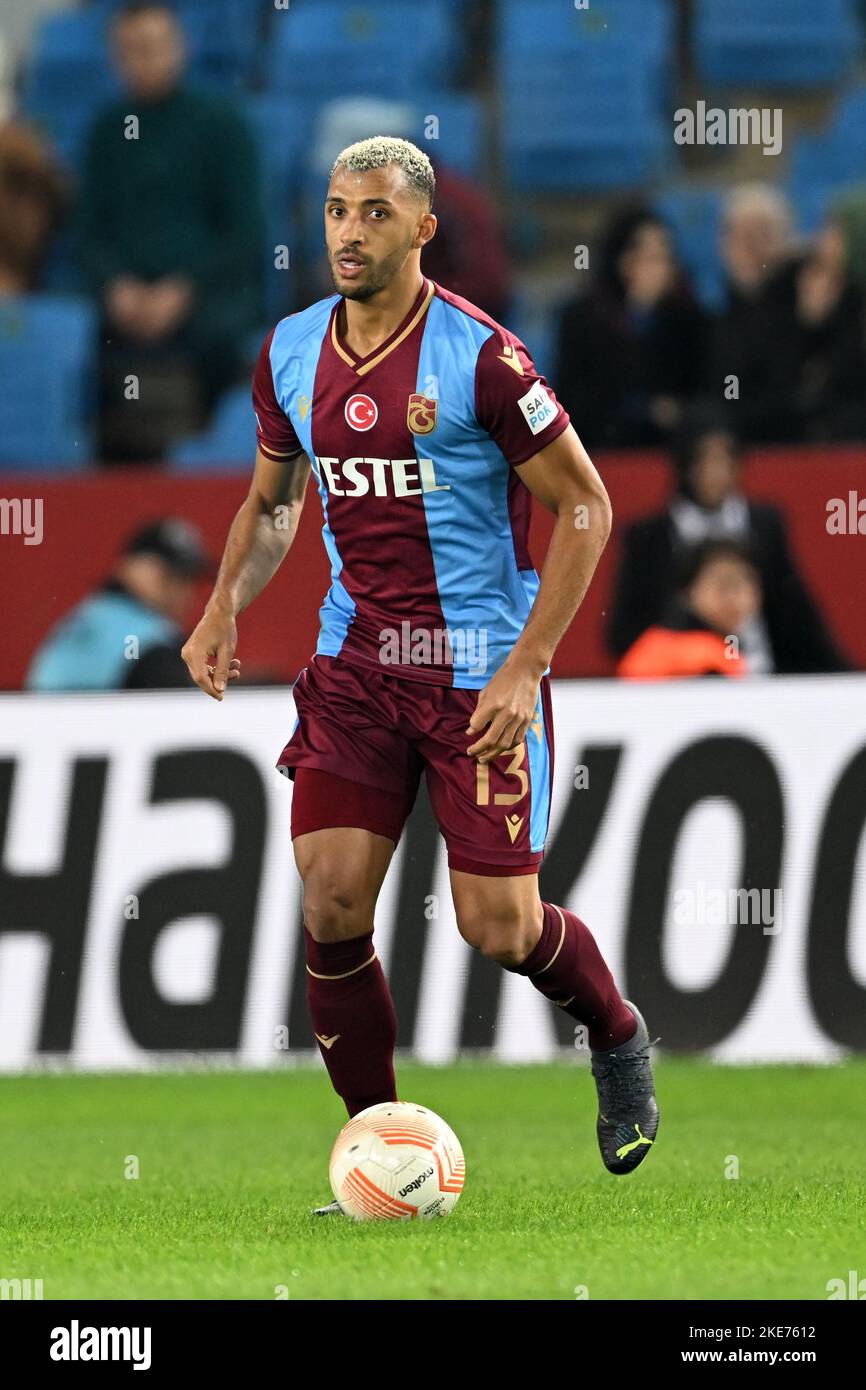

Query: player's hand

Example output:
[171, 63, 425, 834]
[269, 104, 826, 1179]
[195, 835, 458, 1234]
[466, 660, 540, 764]
[182, 608, 240, 701]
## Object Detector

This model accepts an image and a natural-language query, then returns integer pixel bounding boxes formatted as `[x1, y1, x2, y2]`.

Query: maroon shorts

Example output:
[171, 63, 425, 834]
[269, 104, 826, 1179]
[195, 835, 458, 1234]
[277, 654, 555, 876]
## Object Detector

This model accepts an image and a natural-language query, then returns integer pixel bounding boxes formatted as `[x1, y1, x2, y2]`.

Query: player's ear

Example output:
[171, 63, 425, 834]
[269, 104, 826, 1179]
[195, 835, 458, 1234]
[416, 210, 437, 249]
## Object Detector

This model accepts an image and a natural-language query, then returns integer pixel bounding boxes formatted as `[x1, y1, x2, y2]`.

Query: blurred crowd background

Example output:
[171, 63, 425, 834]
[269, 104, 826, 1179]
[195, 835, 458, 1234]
[1, 0, 865, 688]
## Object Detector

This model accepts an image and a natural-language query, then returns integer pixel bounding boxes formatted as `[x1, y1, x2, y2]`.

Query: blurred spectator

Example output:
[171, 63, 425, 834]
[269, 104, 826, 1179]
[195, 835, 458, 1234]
[832, 186, 866, 292]
[762, 210, 866, 442]
[607, 417, 849, 674]
[75, 1, 265, 462]
[553, 205, 705, 449]
[419, 159, 512, 321]
[27, 518, 210, 691]
[617, 540, 758, 680]
[707, 184, 866, 442]
[704, 184, 796, 443]
[0, 120, 67, 294]
[310, 97, 512, 318]
[721, 182, 795, 298]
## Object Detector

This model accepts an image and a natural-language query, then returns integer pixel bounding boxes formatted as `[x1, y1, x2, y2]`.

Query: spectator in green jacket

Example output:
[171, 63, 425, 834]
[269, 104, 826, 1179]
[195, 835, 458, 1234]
[75, 1, 265, 462]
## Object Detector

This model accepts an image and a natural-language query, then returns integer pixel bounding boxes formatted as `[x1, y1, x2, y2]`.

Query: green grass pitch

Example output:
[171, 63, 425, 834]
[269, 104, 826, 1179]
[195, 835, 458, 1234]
[1, 1060, 864, 1301]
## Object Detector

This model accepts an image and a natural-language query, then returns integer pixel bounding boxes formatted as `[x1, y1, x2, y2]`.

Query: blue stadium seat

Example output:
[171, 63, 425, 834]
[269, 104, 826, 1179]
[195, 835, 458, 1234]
[19, 11, 117, 169]
[653, 188, 726, 310]
[786, 84, 866, 231]
[498, 2, 671, 191]
[500, 0, 673, 103]
[508, 291, 555, 382]
[695, 0, 859, 86]
[21, 9, 112, 102]
[499, 0, 672, 55]
[245, 93, 312, 190]
[500, 55, 668, 191]
[169, 386, 255, 471]
[0, 298, 96, 470]
[245, 94, 311, 316]
[407, 93, 484, 178]
[833, 85, 866, 136]
[266, 2, 461, 101]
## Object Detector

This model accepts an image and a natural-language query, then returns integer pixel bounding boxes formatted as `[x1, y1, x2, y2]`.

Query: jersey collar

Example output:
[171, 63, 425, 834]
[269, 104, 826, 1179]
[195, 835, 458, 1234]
[330, 276, 434, 377]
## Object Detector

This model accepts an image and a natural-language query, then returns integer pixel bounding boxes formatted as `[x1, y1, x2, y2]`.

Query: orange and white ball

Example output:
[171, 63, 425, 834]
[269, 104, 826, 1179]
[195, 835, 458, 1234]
[329, 1101, 465, 1221]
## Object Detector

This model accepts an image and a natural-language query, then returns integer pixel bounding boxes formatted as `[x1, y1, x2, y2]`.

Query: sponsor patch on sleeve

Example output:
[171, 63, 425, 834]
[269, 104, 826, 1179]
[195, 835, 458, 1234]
[517, 383, 556, 436]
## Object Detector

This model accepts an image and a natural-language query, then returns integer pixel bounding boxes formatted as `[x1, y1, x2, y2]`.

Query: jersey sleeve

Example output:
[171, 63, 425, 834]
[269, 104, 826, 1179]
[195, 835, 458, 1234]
[252, 327, 302, 461]
[474, 330, 570, 466]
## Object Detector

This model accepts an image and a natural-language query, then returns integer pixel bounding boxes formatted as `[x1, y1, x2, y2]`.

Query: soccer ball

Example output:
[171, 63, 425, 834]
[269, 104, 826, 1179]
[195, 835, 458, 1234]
[329, 1101, 465, 1221]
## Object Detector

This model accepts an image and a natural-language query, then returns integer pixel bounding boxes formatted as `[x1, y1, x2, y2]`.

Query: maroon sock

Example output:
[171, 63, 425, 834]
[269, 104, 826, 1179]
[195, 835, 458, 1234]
[305, 927, 398, 1117]
[511, 902, 636, 1050]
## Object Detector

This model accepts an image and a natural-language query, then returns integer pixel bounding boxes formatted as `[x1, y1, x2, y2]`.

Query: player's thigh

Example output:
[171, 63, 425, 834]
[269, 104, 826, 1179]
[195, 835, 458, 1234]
[293, 823, 396, 942]
[278, 656, 421, 807]
[418, 677, 554, 881]
[449, 867, 543, 965]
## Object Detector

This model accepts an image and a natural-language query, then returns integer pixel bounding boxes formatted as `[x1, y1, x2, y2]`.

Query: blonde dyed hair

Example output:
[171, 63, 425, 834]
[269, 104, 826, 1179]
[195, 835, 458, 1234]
[331, 135, 435, 207]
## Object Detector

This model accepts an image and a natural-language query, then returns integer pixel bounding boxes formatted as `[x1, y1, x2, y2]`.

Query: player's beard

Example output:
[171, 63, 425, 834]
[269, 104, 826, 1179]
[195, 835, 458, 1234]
[331, 235, 415, 301]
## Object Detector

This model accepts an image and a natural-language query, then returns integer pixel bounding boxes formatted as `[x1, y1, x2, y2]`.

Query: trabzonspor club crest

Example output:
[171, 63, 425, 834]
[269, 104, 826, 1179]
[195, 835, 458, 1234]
[407, 393, 438, 435]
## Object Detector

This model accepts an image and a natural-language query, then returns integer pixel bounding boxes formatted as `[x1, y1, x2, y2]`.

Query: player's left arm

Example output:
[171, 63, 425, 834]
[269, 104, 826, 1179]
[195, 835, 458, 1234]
[466, 424, 611, 762]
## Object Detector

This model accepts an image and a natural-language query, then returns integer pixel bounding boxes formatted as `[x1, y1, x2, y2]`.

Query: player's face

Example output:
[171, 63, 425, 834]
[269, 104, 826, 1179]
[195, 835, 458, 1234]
[325, 164, 433, 301]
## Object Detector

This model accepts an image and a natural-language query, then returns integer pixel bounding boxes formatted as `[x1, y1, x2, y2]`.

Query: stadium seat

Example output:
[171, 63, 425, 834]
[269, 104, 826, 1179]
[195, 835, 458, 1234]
[406, 93, 484, 178]
[499, 0, 673, 55]
[497, 2, 671, 191]
[265, 1, 462, 101]
[785, 83, 866, 231]
[500, 52, 669, 191]
[245, 93, 312, 191]
[694, 0, 860, 86]
[168, 386, 255, 471]
[19, 10, 117, 170]
[832, 84, 866, 137]
[499, 0, 674, 104]
[244, 94, 310, 317]
[508, 291, 555, 381]
[653, 188, 726, 310]
[0, 298, 96, 470]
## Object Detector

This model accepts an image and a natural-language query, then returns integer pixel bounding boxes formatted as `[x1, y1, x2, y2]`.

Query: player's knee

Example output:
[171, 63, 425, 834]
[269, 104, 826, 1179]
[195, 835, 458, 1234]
[301, 868, 373, 943]
[455, 904, 539, 968]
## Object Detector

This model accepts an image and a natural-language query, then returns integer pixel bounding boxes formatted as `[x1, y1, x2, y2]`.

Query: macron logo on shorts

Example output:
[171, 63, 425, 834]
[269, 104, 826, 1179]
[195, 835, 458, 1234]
[518, 383, 556, 436]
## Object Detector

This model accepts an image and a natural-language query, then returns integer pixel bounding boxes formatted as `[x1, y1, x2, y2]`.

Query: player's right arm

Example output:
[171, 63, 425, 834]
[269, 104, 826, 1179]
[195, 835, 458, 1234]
[182, 444, 310, 700]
